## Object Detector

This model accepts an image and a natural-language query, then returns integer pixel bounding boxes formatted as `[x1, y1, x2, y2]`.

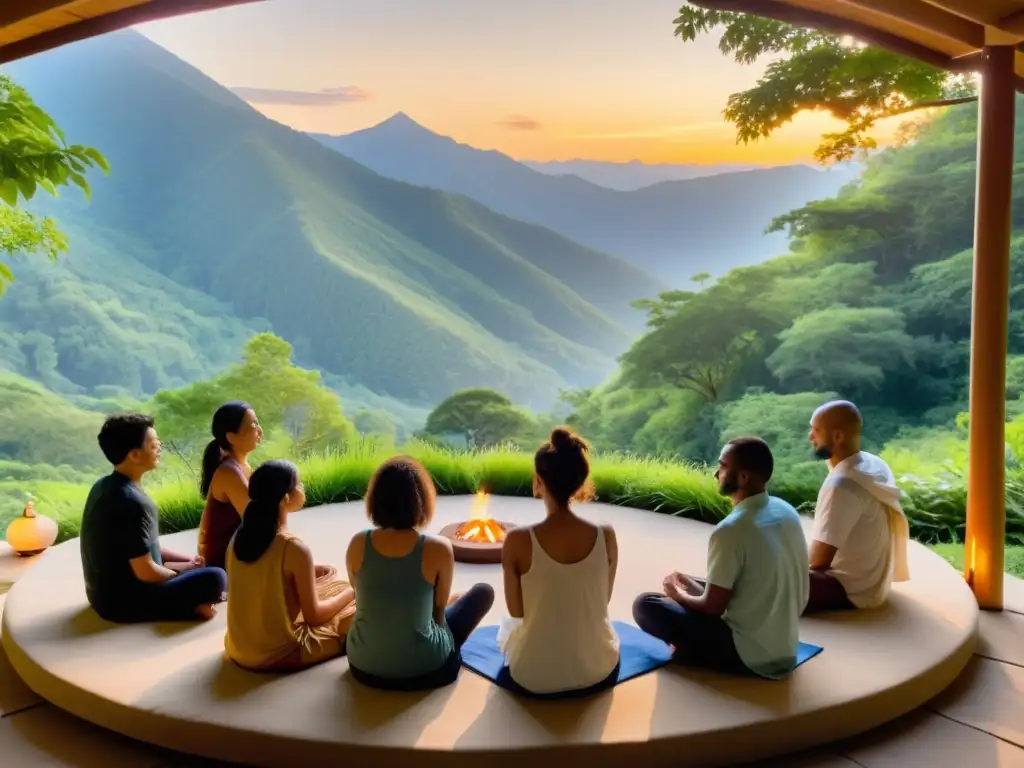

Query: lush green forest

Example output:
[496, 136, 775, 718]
[557, 97, 1024, 542]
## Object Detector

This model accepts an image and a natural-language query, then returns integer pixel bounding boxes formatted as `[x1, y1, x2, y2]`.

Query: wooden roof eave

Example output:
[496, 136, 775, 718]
[689, 0, 1024, 92]
[0, 0, 263, 65]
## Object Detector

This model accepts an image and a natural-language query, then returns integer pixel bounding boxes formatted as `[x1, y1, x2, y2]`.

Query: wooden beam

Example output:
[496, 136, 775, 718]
[692, 0, 961, 69]
[0, 0, 83, 29]
[924, 1, 1007, 28]
[0, 0, 261, 64]
[964, 44, 1015, 611]
[826, 0, 985, 49]
[999, 9, 1024, 38]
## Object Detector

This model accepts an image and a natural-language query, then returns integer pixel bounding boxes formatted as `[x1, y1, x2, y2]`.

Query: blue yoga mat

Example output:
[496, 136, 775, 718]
[461, 621, 825, 699]
[794, 642, 824, 666]
[460, 620, 672, 699]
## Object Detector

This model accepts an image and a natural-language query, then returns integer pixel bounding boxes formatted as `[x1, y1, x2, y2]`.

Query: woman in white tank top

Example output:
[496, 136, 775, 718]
[498, 427, 620, 694]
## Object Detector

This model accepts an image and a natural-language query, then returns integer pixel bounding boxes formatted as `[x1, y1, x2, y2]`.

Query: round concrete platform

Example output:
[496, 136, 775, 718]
[2, 496, 977, 767]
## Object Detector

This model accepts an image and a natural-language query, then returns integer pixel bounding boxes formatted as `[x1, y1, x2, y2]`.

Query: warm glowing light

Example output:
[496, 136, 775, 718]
[964, 537, 977, 586]
[5, 497, 57, 556]
[455, 492, 508, 543]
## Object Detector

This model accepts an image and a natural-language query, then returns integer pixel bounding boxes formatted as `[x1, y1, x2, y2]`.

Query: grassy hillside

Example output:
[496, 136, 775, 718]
[0, 372, 109, 530]
[313, 113, 859, 285]
[0, 215, 269, 399]
[5, 31, 664, 410]
[0, 372, 108, 470]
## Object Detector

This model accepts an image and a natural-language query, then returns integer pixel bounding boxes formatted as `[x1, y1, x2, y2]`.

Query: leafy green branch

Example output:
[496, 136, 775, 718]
[0, 74, 110, 293]
[674, 6, 977, 163]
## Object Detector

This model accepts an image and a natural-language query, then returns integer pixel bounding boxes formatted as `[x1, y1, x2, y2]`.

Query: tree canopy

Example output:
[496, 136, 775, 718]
[423, 388, 536, 449]
[0, 74, 108, 293]
[149, 333, 358, 464]
[622, 287, 769, 404]
[767, 306, 917, 396]
[673, 5, 976, 163]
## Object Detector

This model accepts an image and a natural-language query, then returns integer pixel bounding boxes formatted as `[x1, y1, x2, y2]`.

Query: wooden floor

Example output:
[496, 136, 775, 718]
[0, 541, 1021, 767]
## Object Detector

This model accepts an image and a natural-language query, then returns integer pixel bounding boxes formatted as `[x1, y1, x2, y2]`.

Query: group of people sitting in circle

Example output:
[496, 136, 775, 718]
[78, 397, 909, 694]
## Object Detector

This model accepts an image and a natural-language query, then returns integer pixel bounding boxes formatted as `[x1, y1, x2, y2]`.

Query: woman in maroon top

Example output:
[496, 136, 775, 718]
[198, 401, 263, 569]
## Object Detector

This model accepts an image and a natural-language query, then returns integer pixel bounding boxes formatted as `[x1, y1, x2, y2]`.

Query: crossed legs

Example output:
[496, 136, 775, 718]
[632, 592, 748, 674]
[93, 566, 227, 623]
[804, 569, 855, 614]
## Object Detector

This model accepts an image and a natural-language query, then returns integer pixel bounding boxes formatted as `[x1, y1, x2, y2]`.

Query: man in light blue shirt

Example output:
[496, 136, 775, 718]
[633, 437, 809, 677]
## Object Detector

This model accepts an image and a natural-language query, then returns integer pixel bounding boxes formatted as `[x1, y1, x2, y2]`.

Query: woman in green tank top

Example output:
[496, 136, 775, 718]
[345, 456, 494, 690]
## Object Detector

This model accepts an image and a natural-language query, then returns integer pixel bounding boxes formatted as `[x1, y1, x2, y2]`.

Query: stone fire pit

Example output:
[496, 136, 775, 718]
[438, 492, 515, 564]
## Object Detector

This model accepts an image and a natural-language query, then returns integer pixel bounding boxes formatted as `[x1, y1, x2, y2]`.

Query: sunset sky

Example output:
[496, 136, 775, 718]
[137, 0, 894, 165]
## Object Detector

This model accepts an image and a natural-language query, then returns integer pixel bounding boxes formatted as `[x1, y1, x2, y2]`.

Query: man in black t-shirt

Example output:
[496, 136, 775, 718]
[80, 413, 227, 623]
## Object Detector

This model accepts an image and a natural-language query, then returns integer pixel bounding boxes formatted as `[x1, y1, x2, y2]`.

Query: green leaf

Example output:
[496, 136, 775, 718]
[68, 171, 91, 200]
[15, 175, 36, 201]
[0, 71, 106, 288]
[0, 179, 19, 207]
[82, 146, 110, 173]
[673, 4, 966, 164]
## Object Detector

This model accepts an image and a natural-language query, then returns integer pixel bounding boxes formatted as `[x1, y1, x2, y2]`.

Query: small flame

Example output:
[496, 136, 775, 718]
[470, 491, 489, 519]
[455, 492, 507, 543]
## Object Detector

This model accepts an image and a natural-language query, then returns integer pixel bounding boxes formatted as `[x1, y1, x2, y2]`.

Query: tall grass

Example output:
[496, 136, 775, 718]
[151, 440, 731, 535]
[10, 439, 1024, 547]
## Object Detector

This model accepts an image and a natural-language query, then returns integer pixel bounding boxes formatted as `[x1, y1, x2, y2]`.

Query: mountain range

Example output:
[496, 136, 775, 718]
[311, 115, 859, 285]
[1, 28, 865, 426]
[522, 159, 761, 190]
[4, 30, 665, 412]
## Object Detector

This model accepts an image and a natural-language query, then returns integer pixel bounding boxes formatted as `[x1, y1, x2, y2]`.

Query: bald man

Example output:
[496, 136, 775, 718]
[805, 401, 910, 613]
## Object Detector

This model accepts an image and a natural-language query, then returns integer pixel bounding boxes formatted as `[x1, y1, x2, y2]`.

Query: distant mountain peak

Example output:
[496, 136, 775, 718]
[381, 111, 419, 126]
[375, 111, 435, 134]
[313, 111, 859, 283]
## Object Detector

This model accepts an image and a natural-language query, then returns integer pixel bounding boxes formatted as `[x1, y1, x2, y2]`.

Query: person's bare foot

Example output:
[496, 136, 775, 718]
[195, 603, 217, 621]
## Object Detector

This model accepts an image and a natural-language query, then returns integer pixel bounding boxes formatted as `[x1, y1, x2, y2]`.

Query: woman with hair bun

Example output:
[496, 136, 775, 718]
[225, 460, 355, 671]
[198, 401, 263, 569]
[498, 426, 620, 694]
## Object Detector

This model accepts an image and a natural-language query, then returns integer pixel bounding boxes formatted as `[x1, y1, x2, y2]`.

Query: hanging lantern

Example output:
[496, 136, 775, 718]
[5, 496, 58, 556]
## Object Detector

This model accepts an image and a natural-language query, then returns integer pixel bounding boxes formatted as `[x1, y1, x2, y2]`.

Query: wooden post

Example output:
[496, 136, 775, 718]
[964, 45, 1016, 610]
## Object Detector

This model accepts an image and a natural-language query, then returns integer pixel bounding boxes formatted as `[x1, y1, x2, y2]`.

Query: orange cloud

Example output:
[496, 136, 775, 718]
[230, 85, 373, 106]
[497, 114, 543, 131]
